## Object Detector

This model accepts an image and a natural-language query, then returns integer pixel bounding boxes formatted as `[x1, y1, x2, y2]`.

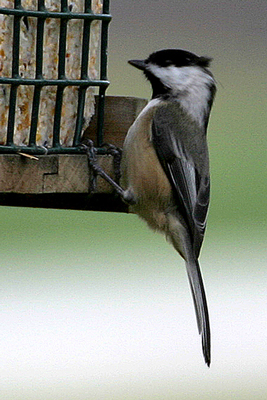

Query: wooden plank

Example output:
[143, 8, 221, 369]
[83, 95, 147, 147]
[43, 154, 117, 194]
[0, 153, 128, 212]
[0, 154, 58, 193]
[0, 154, 116, 194]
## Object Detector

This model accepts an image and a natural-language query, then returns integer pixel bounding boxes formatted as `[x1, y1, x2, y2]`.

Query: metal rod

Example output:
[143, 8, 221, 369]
[80, 1, 92, 79]
[73, 87, 87, 147]
[72, 0, 92, 146]
[29, 87, 42, 146]
[35, 0, 46, 79]
[52, 0, 68, 147]
[6, 0, 21, 145]
[58, 0, 68, 79]
[0, 144, 107, 155]
[0, 77, 110, 86]
[96, 0, 110, 146]
[0, 8, 112, 21]
[29, 0, 46, 146]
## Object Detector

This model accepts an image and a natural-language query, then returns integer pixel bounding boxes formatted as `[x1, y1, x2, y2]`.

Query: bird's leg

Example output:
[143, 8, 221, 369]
[80, 140, 136, 205]
[100, 142, 122, 185]
[82, 140, 98, 192]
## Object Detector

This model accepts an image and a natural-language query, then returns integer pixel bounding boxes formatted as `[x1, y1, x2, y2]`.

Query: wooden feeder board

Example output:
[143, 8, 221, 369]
[0, 96, 147, 213]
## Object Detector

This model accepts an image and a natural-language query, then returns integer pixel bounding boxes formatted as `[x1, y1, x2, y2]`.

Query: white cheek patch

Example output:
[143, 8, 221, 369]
[148, 64, 215, 126]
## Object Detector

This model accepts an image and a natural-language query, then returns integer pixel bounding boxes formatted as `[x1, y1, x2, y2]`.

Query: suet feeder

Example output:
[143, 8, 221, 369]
[0, 0, 146, 212]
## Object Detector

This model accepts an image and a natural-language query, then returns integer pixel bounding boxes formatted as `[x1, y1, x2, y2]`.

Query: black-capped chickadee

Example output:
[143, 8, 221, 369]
[121, 49, 216, 366]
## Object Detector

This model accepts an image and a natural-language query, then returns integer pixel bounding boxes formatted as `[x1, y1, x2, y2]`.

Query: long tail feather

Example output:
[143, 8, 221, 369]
[186, 259, 211, 366]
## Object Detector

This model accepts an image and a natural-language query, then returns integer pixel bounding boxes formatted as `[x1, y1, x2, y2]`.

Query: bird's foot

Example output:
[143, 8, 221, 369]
[100, 142, 122, 184]
[80, 140, 135, 205]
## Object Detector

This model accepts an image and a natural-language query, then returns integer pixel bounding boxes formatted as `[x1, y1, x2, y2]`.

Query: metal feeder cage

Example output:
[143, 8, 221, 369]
[0, 0, 111, 155]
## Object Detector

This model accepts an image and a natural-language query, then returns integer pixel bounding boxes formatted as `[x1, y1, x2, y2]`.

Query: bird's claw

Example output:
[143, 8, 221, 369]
[100, 143, 122, 184]
[80, 140, 125, 198]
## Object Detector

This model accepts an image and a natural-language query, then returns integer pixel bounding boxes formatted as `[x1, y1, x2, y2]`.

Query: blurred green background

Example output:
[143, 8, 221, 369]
[0, 1, 266, 399]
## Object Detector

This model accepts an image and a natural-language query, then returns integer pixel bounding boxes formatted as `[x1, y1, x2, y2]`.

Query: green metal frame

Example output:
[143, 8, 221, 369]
[0, 0, 111, 155]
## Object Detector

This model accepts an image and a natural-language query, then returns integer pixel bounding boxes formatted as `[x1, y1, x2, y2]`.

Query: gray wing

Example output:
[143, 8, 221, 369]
[152, 102, 211, 365]
[152, 102, 210, 259]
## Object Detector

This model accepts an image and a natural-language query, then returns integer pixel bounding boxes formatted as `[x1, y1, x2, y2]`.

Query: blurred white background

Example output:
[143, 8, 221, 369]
[0, 210, 266, 399]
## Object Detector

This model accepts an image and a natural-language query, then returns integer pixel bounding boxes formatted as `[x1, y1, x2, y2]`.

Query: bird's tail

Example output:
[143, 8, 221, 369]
[185, 258, 211, 366]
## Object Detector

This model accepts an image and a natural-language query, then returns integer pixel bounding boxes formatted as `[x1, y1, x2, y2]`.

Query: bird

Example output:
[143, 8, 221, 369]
[120, 49, 216, 366]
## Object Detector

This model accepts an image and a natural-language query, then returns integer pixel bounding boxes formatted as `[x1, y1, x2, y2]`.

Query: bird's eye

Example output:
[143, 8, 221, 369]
[164, 60, 172, 66]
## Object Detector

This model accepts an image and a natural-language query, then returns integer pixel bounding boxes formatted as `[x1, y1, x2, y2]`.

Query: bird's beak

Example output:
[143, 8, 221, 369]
[128, 59, 147, 70]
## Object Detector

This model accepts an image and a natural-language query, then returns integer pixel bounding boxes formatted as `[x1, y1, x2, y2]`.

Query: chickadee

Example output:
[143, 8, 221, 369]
[121, 49, 216, 366]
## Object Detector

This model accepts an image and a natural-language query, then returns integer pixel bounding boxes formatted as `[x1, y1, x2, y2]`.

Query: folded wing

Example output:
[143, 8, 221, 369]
[152, 102, 210, 258]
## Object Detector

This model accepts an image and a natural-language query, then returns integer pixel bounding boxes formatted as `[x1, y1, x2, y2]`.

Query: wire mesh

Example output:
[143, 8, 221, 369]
[0, 0, 111, 154]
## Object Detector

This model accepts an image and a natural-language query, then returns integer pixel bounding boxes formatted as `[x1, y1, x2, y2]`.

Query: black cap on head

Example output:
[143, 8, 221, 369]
[128, 48, 215, 100]
[129, 49, 212, 70]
